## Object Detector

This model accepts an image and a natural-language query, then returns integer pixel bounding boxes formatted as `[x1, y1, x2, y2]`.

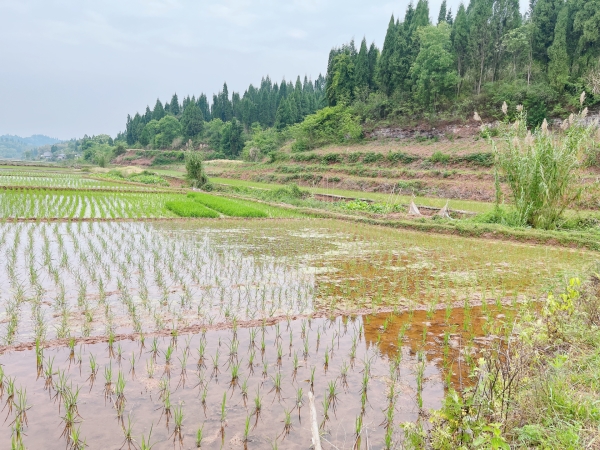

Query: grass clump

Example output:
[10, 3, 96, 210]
[187, 192, 268, 218]
[165, 200, 219, 218]
[492, 98, 594, 230]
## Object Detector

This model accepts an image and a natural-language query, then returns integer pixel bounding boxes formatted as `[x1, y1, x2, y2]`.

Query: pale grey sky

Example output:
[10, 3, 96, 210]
[0, 0, 528, 139]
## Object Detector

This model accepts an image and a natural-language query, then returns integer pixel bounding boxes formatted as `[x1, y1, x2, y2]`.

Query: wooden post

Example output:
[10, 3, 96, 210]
[308, 391, 322, 450]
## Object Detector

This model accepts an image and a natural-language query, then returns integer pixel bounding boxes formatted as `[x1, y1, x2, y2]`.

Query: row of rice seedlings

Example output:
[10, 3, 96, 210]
[187, 192, 268, 218]
[0, 221, 318, 342]
[0, 216, 585, 346]
[0, 190, 183, 219]
[7, 298, 522, 449]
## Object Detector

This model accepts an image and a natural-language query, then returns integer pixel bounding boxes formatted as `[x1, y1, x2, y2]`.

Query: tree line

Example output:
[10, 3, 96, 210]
[326, 0, 600, 125]
[123, 75, 325, 157]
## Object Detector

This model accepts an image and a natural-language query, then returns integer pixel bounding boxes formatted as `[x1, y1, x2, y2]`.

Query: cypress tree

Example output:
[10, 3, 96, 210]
[467, 0, 494, 94]
[548, 4, 570, 91]
[152, 99, 165, 121]
[438, 0, 448, 24]
[367, 43, 380, 90]
[197, 94, 211, 121]
[170, 93, 180, 116]
[531, 0, 562, 66]
[354, 38, 370, 92]
[181, 102, 204, 138]
[452, 3, 469, 81]
[376, 15, 398, 95]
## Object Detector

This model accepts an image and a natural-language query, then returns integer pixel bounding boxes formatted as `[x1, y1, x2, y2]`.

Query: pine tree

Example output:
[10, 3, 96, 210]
[197, 94, 211, 122]
[367, 43, 380, 90]
[152, 99, 165, 121]
[467, 0, 494, 94]
[170, 93, 180, 116]
[452, 3, 469, 83]
[548, 4, 570, 91]
[376, 16, 398, 95]
[438, 0, 448, 24]
[180, 102, 204, 138]
[490, 0, 521, 80]
[531, 0, 562, 66]
[354, 38, 370, 93]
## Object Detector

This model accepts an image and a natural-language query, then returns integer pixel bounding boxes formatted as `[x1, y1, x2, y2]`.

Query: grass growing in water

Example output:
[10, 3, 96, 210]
[188, 192, 268, 218]
[165, 200, 220, 218]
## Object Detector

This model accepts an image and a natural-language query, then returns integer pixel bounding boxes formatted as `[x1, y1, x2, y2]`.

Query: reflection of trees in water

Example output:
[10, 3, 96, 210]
[363, 305, 509, 392]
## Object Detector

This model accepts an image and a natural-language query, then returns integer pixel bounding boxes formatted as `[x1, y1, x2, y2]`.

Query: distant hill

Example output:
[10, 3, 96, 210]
[0, 134, 62, 159]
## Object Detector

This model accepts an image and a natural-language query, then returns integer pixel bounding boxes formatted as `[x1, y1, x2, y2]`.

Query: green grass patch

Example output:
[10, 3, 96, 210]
[188, 191, 304, 218]
[188, 192, 268, 218]
[165, 200, 220, 218]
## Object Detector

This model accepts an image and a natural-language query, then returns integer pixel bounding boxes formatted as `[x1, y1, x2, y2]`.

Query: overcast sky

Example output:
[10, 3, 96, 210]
[0, 0, 529, 140]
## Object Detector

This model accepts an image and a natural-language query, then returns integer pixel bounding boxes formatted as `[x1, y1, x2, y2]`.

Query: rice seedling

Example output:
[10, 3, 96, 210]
[270, 372, 283, 401]
[282, 408, 293, 437]
[220, 391, 227, 427]
[172, 404, 184, 441]
[195, 425, 204, 448]
[253, 387, 262, 415]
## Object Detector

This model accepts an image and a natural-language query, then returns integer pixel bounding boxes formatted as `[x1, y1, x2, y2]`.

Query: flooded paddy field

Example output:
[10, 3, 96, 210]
[0, 305, 513, 449]
[0, 219, 590, 344]
[0, 217, 594, 448]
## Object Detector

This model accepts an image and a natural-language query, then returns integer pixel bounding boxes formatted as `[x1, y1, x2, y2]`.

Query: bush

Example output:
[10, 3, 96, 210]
[187, 192, 268, 218]
[429, 151, 450, 164]
[185, 151, 208, 188]
[166, 200, 219, 218]
[289, 105, 362, 151]
[387, 152, 420, 164]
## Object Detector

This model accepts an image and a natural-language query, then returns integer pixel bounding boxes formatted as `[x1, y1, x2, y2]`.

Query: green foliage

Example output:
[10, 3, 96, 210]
[410, 24, 458, 110]
[155, 116, 182, 149]
[242, 125, 282, 161]
[338, 200, 404, 214]
[429, 151, 450, 164]
[165, 200, 219, 218]
[493, 105, 593, 229]
[185, 151, 208, 188]
[187, 192, 268, 218]
[180, 102, 204, 139]
[290, 105, 362, 152]
[94, 170, 169, 187]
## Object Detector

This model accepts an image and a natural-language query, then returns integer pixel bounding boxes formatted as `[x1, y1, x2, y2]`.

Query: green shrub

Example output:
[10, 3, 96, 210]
[363, 152, 384, 164]
[429, 151, 450, 164]
[185, 151, 209, 188]
[289, 105, 362, 152]
[187, 192, 267, 217]
[387, 152, 420, 164]
[321, 153, 342, 164]
[166, 201, 219, 218]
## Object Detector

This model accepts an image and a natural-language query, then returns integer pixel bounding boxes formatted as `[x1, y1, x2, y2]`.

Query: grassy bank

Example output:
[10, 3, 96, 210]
[425, 270, 600, 449]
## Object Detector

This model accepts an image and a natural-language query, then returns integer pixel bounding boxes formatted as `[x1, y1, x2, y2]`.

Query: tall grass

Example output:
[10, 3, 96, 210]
[493, 99, 594, 229]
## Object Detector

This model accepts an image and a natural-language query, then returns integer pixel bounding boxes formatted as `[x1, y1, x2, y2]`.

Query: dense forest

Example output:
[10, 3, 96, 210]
[122, 76, 326, 158]
[96, 0, 600, 162]
[327, 0, 600, 127]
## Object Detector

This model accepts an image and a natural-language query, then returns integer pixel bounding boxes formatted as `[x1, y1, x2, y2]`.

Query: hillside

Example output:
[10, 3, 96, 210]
[0, 134, 62, 159]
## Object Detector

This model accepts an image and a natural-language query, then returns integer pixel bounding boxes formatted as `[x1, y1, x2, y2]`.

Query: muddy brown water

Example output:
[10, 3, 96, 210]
[0, 305, 509, 449]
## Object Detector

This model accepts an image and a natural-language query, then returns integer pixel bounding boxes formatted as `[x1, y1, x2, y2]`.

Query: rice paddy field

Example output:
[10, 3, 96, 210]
[0, 167, 596, 449]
